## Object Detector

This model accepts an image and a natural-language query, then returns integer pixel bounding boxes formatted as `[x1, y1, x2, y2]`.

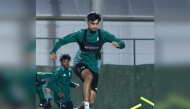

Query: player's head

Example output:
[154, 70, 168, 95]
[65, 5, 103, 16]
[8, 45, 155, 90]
[59, 54, 71, 68]
[87, 12, 101, 32]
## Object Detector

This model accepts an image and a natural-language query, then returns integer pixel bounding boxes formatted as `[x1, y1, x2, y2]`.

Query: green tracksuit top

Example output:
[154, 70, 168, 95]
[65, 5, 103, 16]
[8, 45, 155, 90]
[46, 66, 77, 103]
[50, 28, 125, 73]
[36, 72, 52, 100]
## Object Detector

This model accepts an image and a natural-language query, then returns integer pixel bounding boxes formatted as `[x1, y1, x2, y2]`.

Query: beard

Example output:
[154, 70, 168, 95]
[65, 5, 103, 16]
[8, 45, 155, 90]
[90, 28, 97, 32]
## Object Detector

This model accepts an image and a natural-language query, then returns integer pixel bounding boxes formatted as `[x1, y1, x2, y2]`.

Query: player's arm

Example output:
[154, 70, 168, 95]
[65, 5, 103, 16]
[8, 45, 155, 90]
[37, 72, 52, 79]
[103, 30, 125, 49]
[69, 70, 79, 88]
[70, 81, 79, 88]
[49, 30, 82, 60]
[37, 72, 53, 93]
[46, 70, 62, 94]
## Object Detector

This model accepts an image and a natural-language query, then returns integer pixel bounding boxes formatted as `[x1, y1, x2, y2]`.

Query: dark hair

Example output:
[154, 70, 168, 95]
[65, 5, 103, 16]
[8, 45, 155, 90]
[87, 12, 101, 22]
[59, 54, 71, 62]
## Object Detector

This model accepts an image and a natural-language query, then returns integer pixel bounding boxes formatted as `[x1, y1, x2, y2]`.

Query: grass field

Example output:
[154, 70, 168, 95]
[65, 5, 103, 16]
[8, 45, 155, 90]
[36, 64, 154, 109]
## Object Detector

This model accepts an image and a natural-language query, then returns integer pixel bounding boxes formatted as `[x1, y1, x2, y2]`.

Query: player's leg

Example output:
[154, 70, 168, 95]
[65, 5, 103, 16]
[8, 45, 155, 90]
[56, 102, 68, 109]
[74, 69, 93, 109]
[81, 69, 93, 109]
[47, 98, 52, 109]
[39, 99, 52, 109]
[38, 99, 46, 109]
[89, 90, 96, 107]
[77, 72, 99, 109]
[73, 63, 93, 109]
[67, 101, 74, 109]
[89, 72, 99, 107]
[82, 69, 93, 102]
[75, 90, 96, 109]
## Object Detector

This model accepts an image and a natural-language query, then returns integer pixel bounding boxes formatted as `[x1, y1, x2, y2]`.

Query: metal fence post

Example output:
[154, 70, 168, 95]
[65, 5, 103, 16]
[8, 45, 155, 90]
[53, 38, 56, 66]
[133, 39, 136, 66]
[133, 39, 137, 101]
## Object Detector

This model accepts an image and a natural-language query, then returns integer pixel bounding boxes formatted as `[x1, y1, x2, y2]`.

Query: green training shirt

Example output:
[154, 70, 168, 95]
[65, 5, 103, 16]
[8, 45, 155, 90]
[46, 66, 77, 103]
[50, 29, 125, 72]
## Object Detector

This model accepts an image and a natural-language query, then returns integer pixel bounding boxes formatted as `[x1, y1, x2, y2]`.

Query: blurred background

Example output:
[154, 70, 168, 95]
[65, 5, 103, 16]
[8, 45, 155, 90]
[36, 0, 154, 109]
[0, 0, 35, 109]
[0, 0, 189, 109]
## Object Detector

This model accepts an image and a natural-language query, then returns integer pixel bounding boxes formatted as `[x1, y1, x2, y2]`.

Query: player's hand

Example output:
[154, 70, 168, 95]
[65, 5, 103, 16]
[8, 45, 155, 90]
[45, 88, 51, 93]
[75, 84, 80, 88]
[111, 41, 119, 48]
[49, 53, 57, 60]
[58, 92, 65, 98]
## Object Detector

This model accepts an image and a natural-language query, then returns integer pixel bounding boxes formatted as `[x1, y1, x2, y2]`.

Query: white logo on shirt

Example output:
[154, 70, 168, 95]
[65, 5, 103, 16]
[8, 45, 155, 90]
[63, 74, 66, 76]
[81, 66, 85, 69]
[84, 46, 99, 49]
[97, 37, 99, 41]
[39, 103, 43, 106]
[63, 105, 65, 107]
[69, 72, 71, 76]
[95, 88, 98, 90]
